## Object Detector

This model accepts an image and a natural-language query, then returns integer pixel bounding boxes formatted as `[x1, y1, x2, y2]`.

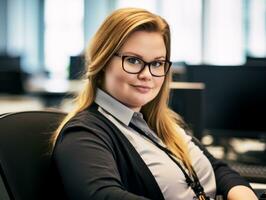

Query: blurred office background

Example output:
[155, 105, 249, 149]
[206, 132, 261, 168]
[0, 0, 265, 77]
[1, 0, 266, 184]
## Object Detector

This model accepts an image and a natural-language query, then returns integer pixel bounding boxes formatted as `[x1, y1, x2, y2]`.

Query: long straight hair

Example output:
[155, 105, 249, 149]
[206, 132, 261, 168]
[53, 7, 194, 175]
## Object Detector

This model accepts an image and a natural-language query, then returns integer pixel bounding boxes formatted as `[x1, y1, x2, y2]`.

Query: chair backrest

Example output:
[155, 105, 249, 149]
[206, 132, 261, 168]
[0, 111, 66, 200]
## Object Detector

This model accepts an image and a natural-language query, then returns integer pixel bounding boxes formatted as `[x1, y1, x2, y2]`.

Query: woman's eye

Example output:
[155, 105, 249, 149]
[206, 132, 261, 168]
[151, 61, 163, 67]
[126, 57, 141, 65]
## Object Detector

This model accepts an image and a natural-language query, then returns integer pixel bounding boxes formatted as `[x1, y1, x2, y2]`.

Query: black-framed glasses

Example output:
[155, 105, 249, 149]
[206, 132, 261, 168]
[114, 53, 172, 77]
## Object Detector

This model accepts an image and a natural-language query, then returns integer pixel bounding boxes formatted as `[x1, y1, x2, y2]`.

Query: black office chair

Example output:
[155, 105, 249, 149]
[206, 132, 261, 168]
[0, 110, 66, 200]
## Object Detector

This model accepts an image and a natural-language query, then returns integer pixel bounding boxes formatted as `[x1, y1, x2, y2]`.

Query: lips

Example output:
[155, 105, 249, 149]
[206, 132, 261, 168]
[132, 85, 152, 93]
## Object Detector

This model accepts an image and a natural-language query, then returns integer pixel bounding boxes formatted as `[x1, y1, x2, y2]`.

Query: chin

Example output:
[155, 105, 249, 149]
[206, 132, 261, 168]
[124, 94, 156, 108]
[131, 99, 152, 108]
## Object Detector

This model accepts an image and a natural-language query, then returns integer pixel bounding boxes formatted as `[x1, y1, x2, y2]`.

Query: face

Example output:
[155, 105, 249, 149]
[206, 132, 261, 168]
[102, 31, 166, 112]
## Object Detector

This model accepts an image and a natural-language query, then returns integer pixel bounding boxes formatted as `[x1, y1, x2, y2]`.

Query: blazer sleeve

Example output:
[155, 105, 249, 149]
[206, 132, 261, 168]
[191, 137, 251, 197]
[53, 126, 150, 200]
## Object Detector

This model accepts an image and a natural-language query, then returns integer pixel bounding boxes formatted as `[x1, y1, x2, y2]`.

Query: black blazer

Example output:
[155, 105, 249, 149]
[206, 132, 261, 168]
[52, 104, 250, 200]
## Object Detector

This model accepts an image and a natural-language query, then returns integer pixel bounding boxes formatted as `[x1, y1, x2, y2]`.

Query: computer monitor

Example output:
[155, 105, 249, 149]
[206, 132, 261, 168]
[185, 64, 266, 140]
[0, 55, 21, 67]
[245, 56, 266, 67]
[69, 55, 85, 80]
[169, 82, 205, 140]
[0, 55, 24, 94]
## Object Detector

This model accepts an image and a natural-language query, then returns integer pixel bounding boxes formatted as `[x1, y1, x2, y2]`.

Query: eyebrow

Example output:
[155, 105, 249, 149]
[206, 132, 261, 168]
[122, 52, 166, 60]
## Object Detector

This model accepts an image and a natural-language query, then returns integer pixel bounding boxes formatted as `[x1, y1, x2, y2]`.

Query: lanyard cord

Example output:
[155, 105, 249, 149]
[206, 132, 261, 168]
[129, 123, 210, 200]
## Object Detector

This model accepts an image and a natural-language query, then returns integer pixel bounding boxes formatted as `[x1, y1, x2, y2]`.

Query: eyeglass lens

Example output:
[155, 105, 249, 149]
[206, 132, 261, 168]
[123, 56, 170, 76]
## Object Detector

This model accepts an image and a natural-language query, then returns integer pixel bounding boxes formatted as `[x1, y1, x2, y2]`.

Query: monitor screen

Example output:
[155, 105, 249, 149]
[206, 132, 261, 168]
[185, 64, 266, 140]
[0, 55, 24, 94]
[169, 84, 205, 140]
[69, 55, 85, 80]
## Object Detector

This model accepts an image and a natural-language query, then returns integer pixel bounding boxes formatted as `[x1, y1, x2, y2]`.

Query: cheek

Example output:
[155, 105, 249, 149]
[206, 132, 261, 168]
[153, 78, 165, 98]
[155, 78, 165, 90]
[103, 67, 132, 91]
[110, 72, 133, 86]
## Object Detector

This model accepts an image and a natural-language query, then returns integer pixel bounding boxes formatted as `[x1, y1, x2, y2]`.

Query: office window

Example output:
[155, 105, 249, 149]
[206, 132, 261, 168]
[247, 0, 266, 57]
[161, 0, 202, 63]
[116, 0, 157, 13]
[44, 0, 84, 78]
[41, 0, 265, 77]
[203, 0, 245, 65]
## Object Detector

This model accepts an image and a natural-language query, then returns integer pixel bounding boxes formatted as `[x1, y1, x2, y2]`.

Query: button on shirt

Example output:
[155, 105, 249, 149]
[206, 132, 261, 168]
[95, 89, 216, 200]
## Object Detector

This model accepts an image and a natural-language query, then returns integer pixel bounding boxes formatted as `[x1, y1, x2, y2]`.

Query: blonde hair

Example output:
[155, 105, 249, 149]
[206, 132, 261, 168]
[53, 7, 194, 175]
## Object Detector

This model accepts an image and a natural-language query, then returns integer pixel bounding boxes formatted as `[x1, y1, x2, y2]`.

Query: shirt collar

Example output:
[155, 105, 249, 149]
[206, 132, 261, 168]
[95, 88, 135, 125]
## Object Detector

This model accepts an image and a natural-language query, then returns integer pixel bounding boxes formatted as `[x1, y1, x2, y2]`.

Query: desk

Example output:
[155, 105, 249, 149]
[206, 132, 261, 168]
[170, 82, 205, 90]
[251, 183, 266, 198]
[25, 77, 85, 107]
[0, 95, 43, 114]
[26, 77, 84, 94]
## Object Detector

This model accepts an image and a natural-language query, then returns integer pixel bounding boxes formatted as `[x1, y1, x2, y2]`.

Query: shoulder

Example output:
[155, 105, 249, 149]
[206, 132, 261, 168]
[57, 107, 116, 145]
[63, 107, 110, 132]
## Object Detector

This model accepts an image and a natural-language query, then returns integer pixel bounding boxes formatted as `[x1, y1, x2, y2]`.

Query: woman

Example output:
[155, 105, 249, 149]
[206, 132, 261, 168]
[52, 8, 258, 200]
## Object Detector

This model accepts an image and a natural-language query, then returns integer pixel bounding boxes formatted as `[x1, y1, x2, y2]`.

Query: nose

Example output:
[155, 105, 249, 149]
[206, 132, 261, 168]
[138, 64, 152, 80]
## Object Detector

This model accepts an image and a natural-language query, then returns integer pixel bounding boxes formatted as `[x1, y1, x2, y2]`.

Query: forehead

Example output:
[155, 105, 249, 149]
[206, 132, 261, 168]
[120, 31, 166, 58]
